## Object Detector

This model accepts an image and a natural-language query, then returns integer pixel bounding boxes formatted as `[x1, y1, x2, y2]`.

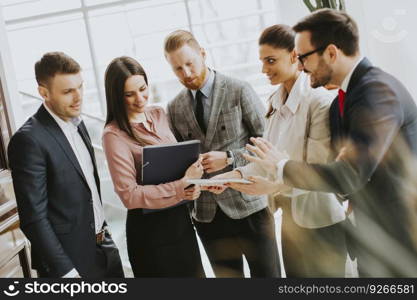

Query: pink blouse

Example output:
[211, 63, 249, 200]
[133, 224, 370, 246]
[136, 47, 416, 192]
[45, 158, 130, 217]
[102, 106, 186, 210]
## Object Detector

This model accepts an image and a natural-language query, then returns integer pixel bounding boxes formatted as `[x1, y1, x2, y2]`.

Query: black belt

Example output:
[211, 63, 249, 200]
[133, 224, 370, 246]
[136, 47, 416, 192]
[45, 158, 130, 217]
[96, 227, 107, 245]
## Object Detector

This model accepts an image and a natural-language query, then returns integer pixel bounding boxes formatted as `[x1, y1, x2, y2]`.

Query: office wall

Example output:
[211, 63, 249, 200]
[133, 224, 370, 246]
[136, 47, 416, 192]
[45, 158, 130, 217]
[0, 6, 24, 132]
[277, 0, 417, 101]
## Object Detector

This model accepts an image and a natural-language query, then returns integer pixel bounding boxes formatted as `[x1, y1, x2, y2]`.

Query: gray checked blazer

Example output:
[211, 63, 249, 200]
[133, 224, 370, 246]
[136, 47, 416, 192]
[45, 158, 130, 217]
[167, 71, 268, 222]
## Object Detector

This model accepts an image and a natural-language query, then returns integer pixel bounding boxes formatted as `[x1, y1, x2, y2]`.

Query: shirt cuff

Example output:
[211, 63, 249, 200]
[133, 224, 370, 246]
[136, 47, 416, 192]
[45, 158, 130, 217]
[276, 159, 289, 184]
[234, 167, 247, 179]
[62, 268, 79, 278]
[282, 187, 309, 198]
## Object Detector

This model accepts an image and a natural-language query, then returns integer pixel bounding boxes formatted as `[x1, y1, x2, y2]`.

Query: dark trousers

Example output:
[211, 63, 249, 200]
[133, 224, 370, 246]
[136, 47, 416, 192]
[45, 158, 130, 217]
[126, 205, 204, 277]
[36, 231, 124, 278]
[278, 198, 347, 277]
[194, 207, 281, 278]
[87, 231, 125, 278]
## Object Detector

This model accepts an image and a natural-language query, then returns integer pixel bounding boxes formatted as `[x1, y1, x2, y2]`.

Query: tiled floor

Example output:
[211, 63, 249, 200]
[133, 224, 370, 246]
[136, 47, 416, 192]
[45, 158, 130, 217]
[199, 209, 358, 278]
[199, 209, 285, 278]
[109, 206, 357, 278]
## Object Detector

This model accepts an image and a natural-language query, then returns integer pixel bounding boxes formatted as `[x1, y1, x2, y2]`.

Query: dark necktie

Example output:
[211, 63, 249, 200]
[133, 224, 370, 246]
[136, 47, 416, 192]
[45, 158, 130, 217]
[195, 90, 206, 134]
[338, 89, 346, 117]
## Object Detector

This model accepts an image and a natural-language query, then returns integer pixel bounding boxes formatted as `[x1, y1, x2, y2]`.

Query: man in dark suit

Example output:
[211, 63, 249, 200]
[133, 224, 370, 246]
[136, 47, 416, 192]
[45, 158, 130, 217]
[8, 52, 124, 278]
[241, 9, 417, 277]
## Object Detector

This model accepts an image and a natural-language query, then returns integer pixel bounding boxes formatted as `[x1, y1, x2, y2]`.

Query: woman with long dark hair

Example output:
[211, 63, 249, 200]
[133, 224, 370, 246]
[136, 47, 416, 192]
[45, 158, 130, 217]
[102, 56, 204, 277]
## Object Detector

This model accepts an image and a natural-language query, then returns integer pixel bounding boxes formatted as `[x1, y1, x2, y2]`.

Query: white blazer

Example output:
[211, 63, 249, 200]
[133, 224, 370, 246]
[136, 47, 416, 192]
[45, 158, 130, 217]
[239, 72, 345, 228]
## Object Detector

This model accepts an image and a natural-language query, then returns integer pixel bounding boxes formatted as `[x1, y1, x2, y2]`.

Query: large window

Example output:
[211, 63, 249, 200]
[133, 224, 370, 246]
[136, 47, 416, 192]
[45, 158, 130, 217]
[2, 0, 280, 276]
[3, 0, 278, 120]
[0, 79, 12, 170]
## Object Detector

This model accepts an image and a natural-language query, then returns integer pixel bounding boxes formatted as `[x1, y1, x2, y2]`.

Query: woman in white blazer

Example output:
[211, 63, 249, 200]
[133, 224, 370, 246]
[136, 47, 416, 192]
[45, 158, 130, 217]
[210, 25, 347, 277]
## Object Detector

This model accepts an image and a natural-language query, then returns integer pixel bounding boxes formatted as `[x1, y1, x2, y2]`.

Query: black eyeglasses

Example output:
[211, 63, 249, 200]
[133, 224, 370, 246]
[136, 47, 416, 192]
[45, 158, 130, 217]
[297, 46, 327, 66]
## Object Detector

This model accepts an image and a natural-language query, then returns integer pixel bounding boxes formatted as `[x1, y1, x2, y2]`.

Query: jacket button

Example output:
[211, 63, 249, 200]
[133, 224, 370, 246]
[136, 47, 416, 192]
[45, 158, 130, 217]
[90, 222, 95, 229]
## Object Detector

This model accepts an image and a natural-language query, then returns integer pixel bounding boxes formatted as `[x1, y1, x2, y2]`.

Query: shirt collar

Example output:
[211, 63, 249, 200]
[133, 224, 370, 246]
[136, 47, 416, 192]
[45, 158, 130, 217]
[191, 68, 214, 99]
[43, 102, 82, 131]
[272, 71, 307, 115]
[340, 56, 364, 92]
[130, 112, 147, 124]
[129, 108, 154, 125]
[129, 108, 155, 133]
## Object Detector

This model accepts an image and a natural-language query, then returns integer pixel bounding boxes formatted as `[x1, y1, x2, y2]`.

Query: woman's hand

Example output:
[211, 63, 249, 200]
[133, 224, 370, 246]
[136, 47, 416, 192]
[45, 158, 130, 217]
[184, 185, 201, 200]
[202, 185, 227, 195]
[226, 175, 281, 196]
[183, 157, 204, 180]
[201, 170, 242, 195]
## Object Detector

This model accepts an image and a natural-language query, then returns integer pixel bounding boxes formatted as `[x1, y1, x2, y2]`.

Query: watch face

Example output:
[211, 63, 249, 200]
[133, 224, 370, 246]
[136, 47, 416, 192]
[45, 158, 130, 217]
[226, 151, 233, 165]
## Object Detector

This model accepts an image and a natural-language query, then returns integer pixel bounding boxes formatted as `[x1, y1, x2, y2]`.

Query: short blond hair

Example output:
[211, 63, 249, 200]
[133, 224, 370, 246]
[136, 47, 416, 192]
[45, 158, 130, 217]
[164, 30, 201, 53]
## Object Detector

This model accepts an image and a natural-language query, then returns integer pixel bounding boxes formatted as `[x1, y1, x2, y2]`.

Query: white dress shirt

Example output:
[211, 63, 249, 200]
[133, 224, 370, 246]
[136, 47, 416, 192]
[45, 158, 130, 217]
[43, 103, 105, 277]
[238, 72, 345, 228]
[340, 56, 364, 92]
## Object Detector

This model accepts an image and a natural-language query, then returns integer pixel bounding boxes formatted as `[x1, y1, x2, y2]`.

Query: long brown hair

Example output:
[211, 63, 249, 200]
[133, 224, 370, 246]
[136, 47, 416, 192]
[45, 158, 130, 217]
[104, 56, 152, 145]
[258, 25, 295, 119]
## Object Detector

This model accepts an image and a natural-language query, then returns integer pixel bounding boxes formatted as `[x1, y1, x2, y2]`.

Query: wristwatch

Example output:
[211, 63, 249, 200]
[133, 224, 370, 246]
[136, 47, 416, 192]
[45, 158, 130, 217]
[226, 151, 234, 165]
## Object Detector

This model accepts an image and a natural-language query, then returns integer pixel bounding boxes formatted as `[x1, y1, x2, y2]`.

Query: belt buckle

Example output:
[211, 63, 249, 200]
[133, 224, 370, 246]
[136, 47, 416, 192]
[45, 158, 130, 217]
[96, 228, 105, 245]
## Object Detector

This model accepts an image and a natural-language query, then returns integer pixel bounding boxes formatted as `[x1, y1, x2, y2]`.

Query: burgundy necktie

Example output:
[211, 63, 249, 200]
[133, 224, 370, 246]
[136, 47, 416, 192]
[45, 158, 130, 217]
[338, 89, 346, 117]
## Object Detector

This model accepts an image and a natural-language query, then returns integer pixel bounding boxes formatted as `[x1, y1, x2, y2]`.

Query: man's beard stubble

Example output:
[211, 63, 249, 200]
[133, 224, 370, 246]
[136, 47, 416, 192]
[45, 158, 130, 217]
[309, 57, 333, 89]
[181, 67, 207, 90]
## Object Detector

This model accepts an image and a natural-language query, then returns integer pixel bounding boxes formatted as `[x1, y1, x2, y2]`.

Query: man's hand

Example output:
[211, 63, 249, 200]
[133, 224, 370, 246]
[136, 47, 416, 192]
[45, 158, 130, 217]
[335, 144, 358, 162]
[243, 137, 288, 175]
[184, 185, 201, 200]
[226, 175, 283, 196]
[201, 151, 228, 173]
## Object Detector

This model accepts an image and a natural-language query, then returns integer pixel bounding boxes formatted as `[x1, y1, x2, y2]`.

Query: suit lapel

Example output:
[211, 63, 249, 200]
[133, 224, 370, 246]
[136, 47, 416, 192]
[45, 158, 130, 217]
[346, 57, 372, 93]
[77, 122, 96, 168]
[331, 58, 373, 149]
[77, 121, 101, 197]
[36, 106, 89, 187]
[344, 57, 373, 115]
[204, 72, 227, 148]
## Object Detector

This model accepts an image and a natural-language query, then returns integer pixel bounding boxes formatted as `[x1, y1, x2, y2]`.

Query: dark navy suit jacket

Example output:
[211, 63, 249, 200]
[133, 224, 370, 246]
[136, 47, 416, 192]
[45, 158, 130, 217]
[8, 105, 101, 277]
[283, 58, 417, 277]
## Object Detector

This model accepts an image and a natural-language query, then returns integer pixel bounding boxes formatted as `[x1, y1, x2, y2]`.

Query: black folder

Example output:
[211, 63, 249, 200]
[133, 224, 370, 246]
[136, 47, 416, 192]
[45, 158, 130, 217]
[141, 140, 200, 214]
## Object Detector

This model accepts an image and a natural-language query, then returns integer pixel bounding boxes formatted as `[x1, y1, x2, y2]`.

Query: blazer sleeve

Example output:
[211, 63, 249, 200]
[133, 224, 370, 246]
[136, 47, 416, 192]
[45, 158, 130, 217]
[102, 131, 186, 209]
[166, 102, 183, 142]
[284, 95, 336, 198]
[305, 96, 332, 164]
[231, 83, 266, 167]
[8, 132, 75, 276]
[283, 81, 403, 195]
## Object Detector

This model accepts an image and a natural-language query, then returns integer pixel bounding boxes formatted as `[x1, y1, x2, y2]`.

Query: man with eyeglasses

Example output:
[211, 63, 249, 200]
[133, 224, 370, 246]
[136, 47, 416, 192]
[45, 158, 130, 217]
[242, 9, 417, 277]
